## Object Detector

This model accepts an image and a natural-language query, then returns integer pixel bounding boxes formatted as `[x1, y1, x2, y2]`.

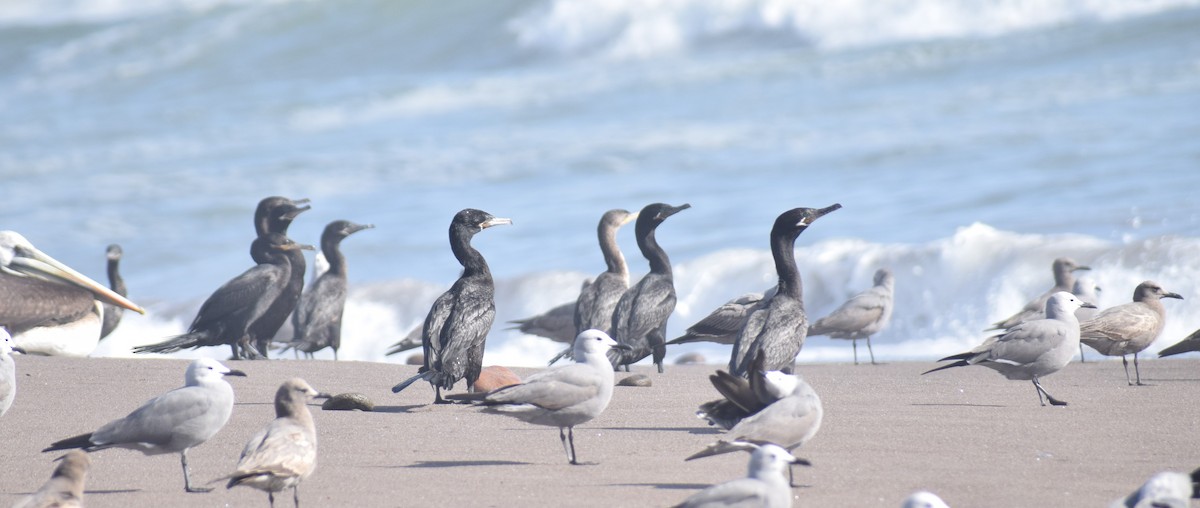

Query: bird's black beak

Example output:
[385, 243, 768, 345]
[12, 346, 26, 355]
[225, 369, 248, 377]
[657, 203, 691, 220]
[792, 457, 813, 467]
[1081, 302, 1098, 309]
[1165, 292, 1184, 300]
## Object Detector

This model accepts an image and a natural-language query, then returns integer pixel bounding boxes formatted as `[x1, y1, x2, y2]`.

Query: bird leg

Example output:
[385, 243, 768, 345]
[1121, 355, 1133, 386]
[1032, 378, 1067, 407]
[560, 427, 578, 465]
[181, 449, 211, 493]
[1133, 353, 1147, 386]
[293, 484, 300, 508]
[866, 336, 878, 365]
[268, 491, 275, 508]
[851, 340, 859, 365]
[433, 386, 450, 404]
[1078, 343, 1087, 363]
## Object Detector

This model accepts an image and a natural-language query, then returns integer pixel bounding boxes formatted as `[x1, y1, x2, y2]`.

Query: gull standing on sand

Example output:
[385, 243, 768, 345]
[392, 209, 511, 404]
[609, 203, 690, 373]
[43, 358, 247, 493]
[0, 231, 146, 356]
[13, 450, 91, 508]
[99, 243, 127, 340]
[675, 443, 809, 508]
[471, 329, 630, 465]
[1080, 280, 1182, 386]
[730, 205, 841, 376]
[688, 355, 823, 461]
[924, 292, 1094, 406]
[1, 327, 23, 416]
[223, 378, 319, 508]
[807, 268, 895, 365]
[988, 257, 1090, 331]
[285, 220, 374, 360]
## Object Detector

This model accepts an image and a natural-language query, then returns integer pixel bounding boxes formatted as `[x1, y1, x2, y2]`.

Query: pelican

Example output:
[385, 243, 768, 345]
[0, 231, 144, 356]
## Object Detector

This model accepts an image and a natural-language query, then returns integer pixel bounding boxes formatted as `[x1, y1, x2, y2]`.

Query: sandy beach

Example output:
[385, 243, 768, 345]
[1, 354, 1196, 507]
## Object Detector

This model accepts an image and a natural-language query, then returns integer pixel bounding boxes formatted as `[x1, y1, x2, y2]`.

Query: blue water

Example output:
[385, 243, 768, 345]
[2, 0, 1199, 365]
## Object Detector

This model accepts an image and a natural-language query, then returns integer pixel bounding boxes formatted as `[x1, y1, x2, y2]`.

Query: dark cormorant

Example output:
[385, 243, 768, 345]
[247, 197, 311, 359]
[729, 204, 840, 376]
[0, 231, 145, 356]
[133, 233, 310, 359]
[100, 244, 127, 340]
[285, 220, 374, 360]
[807, 268, 894, 365]
[392, 209, 511, 403]
[608, 202, 690, 373]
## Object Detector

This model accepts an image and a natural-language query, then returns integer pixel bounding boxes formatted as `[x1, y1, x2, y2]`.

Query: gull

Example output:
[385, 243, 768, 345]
[674, 443, 809, 508]
[1080, 281, 1182, 385]
[902, 491, 951, 508]
[43, 358, 246, 492]
[472, 329, 630, 465]
[2, 327, 24, 417]
[807, 268, 895, 365]
[1110, 469, 1199, 508]
[924, 292, 1094, 406]
[988, 257, 1090, 331]
[13, 450, 91, 508]
[667, 289, 775, 347]
[222, 378, 319, 508]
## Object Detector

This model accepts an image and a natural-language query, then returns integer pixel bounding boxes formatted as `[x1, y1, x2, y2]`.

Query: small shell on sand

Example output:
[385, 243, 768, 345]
[617, 374, 652, 387]
[473, 366, 522, 392]
[321, 392, 375, 411]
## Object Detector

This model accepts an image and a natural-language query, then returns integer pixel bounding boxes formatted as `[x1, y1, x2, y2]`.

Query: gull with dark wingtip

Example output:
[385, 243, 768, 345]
[44, 358, 246, 493]
[667, 288, 775, 347]
[134, 233, 311, 359]
[285, 220, 374, 360]
[924, 292, 1094, 406]
[609, 202, 690, 373]
[729, 204, 841, 376]
[1080, 280, 1182, 386]
[0, 231, 145, 356]
[392, 209, 511, 404]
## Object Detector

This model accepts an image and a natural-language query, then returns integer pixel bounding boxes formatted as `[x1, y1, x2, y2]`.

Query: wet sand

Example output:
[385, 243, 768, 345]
[1, 355, 1196, 507]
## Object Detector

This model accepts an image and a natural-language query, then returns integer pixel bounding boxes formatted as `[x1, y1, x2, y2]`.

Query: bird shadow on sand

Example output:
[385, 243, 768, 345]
[620, 482, 710, 491]
[910, 403, 1008, 408]
[370, 404, 427, 414]
[84, 489, 141, 495]
[401, 460, 531, 468]
[596, 426, 719, 435]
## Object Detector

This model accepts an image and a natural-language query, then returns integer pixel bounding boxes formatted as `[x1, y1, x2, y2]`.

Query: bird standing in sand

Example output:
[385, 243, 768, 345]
[609, 202, 690, 372]
[13, 449, 91, 508]
[807, 267, 894, 365]
[1, 327, 23, 417]
[286, 220, 374, 360]
[0, 231, 145, 356]
[1079, 280, 1182, 386]
[43, 358, 246, 492]
[675, 443, 809, 508]
[730, 204, 841, 376]
[99, 243, 127, 340]
[223, 378, 319, 508]
[988, 257, 1090, 331]
[134, 233, 311, 359]
[924, 292, 1094, 406]
[392, 209, 511, 403]
[473, 329, 630, 465]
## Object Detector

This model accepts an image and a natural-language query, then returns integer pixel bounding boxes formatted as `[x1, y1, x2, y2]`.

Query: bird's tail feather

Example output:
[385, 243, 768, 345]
[391, 372, 429, 394]
[685, 440, 758, 461]
[43, 433, 95, 453]
[921, 360, 970, 376]
[131, 333, 206, 354]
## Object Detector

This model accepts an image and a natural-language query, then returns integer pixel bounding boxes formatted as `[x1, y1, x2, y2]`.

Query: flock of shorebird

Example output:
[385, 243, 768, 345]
[3, 195, 1200, 506]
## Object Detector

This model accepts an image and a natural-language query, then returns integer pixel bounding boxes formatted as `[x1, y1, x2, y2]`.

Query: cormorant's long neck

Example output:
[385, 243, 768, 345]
[772, 230, 802, 299]
[638, 228, 671, 276]
[451, 228, 490, 279]
[600, 225, 628, 276]
[324, 238, 348, 277]
[268, 217, 294, 236]
[107, 258, 126, 296]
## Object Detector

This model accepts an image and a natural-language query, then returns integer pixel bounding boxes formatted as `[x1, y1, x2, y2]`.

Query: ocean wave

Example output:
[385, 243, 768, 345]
[98, 224, 1200, 367]
[508, 0, 1200, 58]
